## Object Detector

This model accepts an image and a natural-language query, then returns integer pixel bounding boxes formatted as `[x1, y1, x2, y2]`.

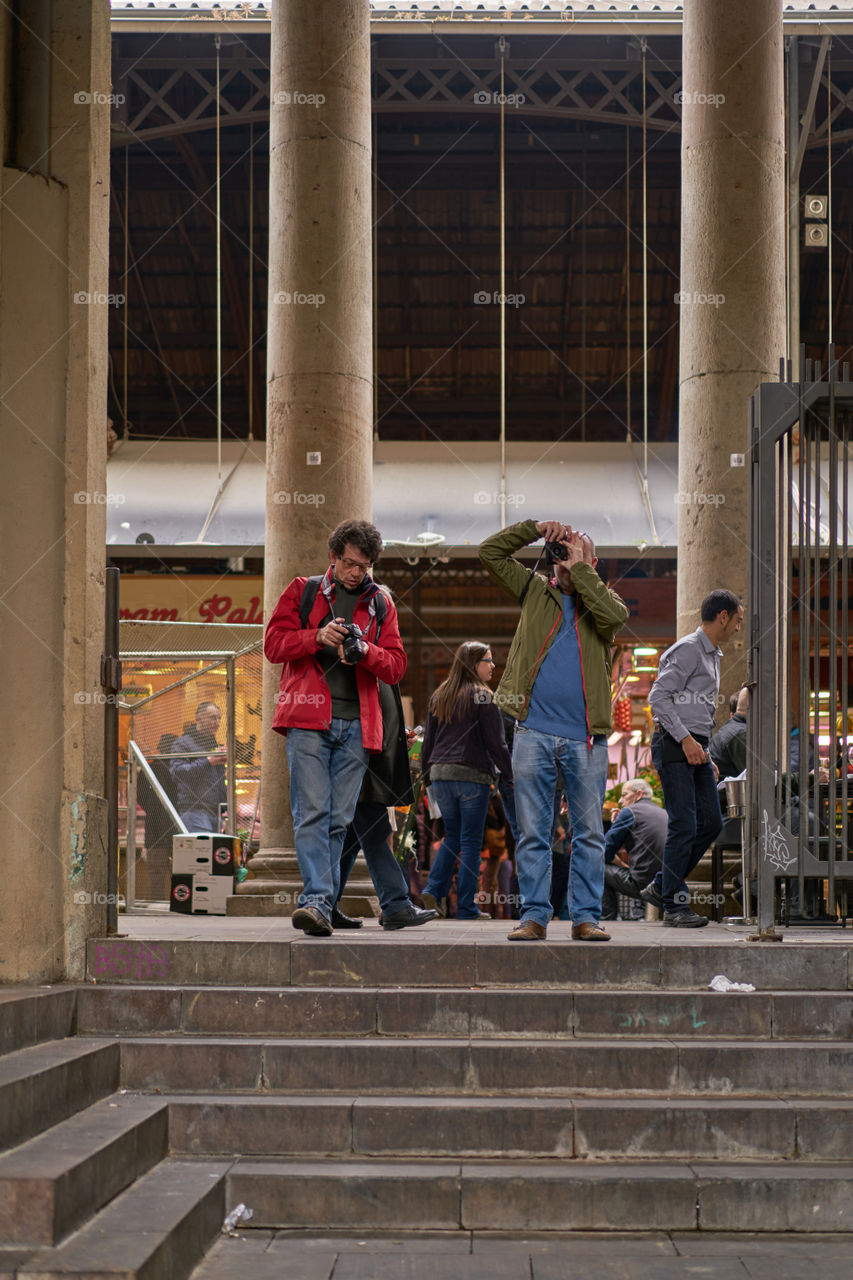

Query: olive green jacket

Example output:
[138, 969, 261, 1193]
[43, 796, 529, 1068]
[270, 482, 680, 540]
[479, 520, 629, 738]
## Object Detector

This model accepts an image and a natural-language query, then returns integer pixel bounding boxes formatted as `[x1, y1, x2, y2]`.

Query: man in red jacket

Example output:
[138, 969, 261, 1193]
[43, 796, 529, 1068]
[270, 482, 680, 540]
[264, 520, 407, 936]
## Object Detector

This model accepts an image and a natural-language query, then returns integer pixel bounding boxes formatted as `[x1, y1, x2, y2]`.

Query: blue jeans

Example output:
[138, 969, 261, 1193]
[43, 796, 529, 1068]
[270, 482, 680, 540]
[178, 809, 219, 834]
[286, 718, 369, 921]
[425, 779, 491, 919]
[649, 730, 723, 911]
[512, 726, 608, 928]
[338, 801, 410, 918]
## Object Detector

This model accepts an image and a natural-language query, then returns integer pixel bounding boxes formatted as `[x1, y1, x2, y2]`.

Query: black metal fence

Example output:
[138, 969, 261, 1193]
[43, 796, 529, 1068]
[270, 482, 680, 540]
[749, 354, 853, 934]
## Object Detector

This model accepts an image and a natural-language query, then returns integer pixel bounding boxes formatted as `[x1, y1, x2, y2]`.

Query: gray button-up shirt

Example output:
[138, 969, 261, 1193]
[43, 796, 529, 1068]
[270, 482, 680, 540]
[648, 626, 722, 743]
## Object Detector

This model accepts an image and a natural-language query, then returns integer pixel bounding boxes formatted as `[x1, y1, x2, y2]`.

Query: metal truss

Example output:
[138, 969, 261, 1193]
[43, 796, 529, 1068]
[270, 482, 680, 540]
[111, 54, 686, 148]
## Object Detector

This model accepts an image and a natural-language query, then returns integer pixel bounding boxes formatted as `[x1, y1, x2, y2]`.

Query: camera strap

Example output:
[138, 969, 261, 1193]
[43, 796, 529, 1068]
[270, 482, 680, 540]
[299, 575, 387, 640]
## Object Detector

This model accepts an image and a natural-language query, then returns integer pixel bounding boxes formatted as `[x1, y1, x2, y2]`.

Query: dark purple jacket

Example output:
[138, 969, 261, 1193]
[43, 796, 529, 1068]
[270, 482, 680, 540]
[421, 688, 513, 784]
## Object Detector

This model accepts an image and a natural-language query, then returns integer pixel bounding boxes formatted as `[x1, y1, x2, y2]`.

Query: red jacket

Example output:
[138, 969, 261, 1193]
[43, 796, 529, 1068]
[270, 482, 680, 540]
[264, 568, 407, 751]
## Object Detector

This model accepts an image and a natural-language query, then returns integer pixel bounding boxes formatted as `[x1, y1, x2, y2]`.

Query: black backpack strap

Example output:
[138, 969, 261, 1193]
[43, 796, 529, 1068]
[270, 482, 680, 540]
[372, 590, 388, 643]
[299, 575, 326, 629]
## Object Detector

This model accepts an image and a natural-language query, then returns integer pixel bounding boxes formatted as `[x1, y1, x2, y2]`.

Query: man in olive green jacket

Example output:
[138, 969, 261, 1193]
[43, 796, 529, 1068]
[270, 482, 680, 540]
[480, 519, 629, 941]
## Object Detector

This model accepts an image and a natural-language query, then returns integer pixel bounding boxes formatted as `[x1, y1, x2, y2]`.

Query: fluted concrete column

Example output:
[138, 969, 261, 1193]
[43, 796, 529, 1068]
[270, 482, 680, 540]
[259, 0, 373, 863]
[0, 1, 110, 980]
[678, 0, 786, 698]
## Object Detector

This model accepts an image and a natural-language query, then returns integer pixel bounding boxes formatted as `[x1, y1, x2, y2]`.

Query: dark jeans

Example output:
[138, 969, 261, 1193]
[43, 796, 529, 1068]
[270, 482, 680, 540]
[338, 801, 410, 918]
[649, 730, 723, 912]
[601, 863, 644, 920]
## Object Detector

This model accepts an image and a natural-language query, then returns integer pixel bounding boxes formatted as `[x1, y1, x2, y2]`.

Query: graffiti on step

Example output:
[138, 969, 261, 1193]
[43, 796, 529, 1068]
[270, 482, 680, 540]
[92, 942, 170, 981]
[761, 810, 795, 871]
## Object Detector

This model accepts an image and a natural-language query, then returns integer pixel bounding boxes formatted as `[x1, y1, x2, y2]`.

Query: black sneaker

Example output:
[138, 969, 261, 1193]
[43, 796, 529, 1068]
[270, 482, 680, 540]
[663, 908, 709, 928]
[640, 881, 664, 910]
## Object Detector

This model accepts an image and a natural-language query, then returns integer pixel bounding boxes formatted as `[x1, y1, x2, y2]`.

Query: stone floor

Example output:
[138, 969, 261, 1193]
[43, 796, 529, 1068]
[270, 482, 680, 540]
[191, 1230, 853, 1279]
[118, 906, 852, 947]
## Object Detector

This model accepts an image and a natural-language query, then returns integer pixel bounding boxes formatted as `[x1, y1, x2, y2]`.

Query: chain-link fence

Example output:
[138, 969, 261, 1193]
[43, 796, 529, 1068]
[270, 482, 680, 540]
[119, 621, 263, 907]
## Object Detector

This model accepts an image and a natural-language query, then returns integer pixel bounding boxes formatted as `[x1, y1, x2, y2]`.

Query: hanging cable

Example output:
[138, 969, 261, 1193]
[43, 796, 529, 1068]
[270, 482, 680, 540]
[248, 121, 254, 441]
[827, 45, 833, 354]
[498, 36, 507, 529]
[641, 39, 649, 483]
[215, 34, 223, 485]
[123, 145, 130, 439]
[625, 125, 631, 443]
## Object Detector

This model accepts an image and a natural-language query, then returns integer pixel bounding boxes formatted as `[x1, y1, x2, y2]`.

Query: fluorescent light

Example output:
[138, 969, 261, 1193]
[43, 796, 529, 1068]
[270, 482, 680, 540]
[633, 647, 658, 656]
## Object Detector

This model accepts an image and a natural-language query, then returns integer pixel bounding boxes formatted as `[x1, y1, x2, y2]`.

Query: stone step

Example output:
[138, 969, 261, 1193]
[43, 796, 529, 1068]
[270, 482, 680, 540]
[0, 1095, 168, 1245]
[17, 1158, 229, 1280]
[85, 934, 853, 990]
[225, 1157, 853, 1232]
[0, 1039, 120, 1154]
[75, 984, 853, 1040]
[117, 1035, 853, 1097]
[0, 988, 76, 1057]
[167, 1093, 853, 1161]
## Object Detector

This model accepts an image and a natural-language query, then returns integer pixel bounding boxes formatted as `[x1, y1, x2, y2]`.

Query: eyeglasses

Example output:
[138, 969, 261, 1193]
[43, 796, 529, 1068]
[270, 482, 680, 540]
[480, 657, 496, 665]
[337, 555, 372, 573]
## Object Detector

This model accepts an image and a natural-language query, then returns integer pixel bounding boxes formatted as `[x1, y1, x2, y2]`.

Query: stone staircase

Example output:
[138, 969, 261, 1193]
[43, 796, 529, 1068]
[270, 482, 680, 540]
[1, 929, 852, 1278]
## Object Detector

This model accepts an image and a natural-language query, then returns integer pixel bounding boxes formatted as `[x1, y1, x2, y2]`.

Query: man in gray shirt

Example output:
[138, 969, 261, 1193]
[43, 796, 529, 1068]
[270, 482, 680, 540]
[643, 589, 744, 926]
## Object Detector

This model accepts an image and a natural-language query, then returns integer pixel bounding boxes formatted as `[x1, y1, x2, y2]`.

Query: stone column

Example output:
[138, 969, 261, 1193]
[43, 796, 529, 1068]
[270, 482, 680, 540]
[0, 0, 111, 981]
[243, 0, 374, 910]
[677, 0, 786, 698]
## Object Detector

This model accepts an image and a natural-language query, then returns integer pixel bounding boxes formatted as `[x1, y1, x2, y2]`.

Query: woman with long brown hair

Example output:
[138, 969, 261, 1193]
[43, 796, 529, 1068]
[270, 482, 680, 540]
[420, 641, 513, 920]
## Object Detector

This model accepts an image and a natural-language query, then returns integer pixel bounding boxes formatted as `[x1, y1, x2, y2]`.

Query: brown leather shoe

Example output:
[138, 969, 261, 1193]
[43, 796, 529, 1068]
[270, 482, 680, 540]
[507, 920, 546, 941]
[571, 921, 611, 942]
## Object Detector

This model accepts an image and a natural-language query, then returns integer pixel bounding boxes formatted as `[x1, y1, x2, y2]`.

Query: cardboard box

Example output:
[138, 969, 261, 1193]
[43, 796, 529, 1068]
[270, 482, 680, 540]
[169, 872, 233, 915]
[172, 834, 242, 877]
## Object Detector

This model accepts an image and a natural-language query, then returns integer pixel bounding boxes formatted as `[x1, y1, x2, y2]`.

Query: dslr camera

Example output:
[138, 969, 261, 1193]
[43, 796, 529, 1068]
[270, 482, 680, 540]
[339, 621, 367, 664]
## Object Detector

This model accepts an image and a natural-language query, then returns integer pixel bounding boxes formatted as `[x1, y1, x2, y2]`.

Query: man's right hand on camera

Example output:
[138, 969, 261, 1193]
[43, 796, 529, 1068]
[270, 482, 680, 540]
[316, 618, 348, 648]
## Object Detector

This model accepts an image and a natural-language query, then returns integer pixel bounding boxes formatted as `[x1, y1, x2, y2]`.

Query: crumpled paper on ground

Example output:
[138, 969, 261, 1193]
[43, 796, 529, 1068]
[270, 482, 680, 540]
[708, 973, 756, 993]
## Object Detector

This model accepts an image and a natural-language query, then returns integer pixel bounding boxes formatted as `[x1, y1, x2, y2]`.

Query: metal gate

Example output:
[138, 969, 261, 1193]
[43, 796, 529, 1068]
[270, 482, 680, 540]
[749, 355, 853, 934]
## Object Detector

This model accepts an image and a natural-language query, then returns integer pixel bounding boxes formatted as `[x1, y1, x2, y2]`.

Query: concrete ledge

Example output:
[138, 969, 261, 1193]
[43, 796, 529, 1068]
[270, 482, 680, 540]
[228, 1159, 461, 1229]
[0, 1095, 167, 1244]
[18, 1158, 228, 1279]
[0, 1040, 120, 1154]
[460, 1162, 697, 1231]
[694, 1163, 853, 1231]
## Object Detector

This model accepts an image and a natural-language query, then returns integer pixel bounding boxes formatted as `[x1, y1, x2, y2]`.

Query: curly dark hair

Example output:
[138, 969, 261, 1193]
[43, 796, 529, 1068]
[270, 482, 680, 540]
[328, 520, 383, 565]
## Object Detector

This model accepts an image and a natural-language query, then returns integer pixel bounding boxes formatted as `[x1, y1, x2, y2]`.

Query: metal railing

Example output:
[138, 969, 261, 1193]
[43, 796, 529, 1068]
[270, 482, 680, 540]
[749, 353, 853, 935]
